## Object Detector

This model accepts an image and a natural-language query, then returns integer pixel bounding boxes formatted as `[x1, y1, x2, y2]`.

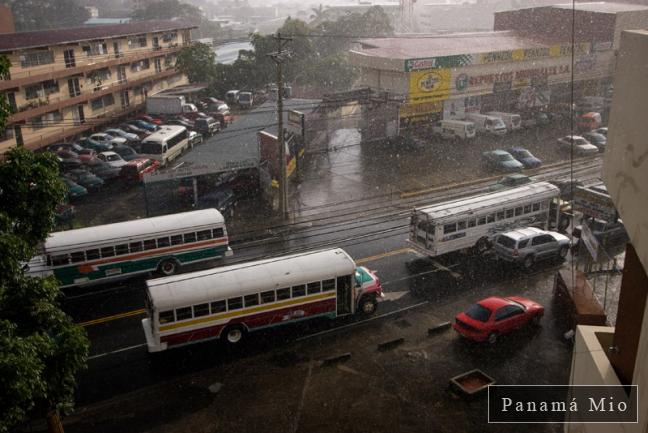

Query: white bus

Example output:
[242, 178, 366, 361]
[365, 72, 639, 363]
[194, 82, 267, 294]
[26, 209, 232, 288]
[142, 248, 383, 352]
[139, 125, 189, 166]
[408, 182, 561, 257]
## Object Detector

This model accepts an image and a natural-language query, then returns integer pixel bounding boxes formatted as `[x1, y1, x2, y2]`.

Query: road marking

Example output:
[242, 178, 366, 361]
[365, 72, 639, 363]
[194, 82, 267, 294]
[79, 309, 146, 327]
[431, 260, 462, 279]
[356, 247, 414, 264]
[87, 343, 146, 360]
[78, 248, 415, 328]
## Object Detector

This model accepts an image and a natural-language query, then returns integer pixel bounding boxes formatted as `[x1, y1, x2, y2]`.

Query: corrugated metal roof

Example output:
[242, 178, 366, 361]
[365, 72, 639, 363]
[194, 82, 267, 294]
[0, 20, 196, 52]
[551, 2, 648, 13]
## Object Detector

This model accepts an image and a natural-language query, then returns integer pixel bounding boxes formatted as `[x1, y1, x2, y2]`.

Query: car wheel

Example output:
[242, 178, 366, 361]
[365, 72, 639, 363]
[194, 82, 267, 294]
[358, 295, 378, 315]
[487, 332, 499, 344]
[222, 325, 246, 344]
[559, 246, 569, 259]
[158, 259, 179, 276]
[532, 313, 543, 325]
[523, 254, 535, 269]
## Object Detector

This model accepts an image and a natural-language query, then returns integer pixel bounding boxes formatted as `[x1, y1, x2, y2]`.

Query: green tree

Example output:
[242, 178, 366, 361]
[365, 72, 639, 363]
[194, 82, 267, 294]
[0, 55, 90, 433]
[309, 4, 327, 24]
[10, 0, 90, 32]
[131, 0, 203, 21]
[176, 42, 216, 83]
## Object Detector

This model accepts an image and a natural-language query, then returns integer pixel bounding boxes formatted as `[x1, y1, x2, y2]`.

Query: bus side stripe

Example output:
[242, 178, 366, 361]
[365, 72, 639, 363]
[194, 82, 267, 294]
[159, 292, 337, 332]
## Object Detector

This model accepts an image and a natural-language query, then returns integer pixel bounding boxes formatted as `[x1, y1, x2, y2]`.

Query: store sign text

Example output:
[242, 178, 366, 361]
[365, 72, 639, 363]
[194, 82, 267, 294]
[467, 65, 570, 87]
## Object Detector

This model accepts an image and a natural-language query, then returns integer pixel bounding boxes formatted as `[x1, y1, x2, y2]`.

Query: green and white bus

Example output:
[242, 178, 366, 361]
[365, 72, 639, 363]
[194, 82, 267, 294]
[26, 209, 232, 288]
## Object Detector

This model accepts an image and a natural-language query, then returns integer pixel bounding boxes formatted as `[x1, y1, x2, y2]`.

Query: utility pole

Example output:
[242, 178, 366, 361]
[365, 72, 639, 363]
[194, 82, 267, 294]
[268, 32, 292, 221]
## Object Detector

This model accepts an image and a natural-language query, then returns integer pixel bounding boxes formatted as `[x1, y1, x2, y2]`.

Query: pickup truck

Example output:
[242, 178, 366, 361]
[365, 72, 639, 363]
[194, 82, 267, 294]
[193, 117, 219, 136]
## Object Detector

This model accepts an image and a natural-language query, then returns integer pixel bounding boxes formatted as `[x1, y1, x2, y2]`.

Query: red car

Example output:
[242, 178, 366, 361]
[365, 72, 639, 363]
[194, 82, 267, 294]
[136, 114, 162, 125]
[452, 296, 544, 343]
[77, 148, 98, 162]
[120, 158, 160, 183]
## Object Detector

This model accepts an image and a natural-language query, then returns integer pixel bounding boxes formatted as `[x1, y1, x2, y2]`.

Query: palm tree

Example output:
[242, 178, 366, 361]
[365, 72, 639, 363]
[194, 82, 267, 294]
[310, 4, 327, 23]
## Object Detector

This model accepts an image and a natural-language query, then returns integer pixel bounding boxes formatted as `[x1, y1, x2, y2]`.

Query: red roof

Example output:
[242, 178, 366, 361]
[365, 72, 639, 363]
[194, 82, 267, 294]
[0, 20, 196, 52]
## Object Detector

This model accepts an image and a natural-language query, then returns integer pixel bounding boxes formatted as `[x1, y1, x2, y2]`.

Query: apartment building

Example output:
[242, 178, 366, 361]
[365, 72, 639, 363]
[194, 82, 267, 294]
[0, 20, 196, 153]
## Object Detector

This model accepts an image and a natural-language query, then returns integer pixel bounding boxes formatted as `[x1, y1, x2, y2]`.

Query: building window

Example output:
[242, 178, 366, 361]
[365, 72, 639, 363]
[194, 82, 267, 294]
[1, 128, 14, 142]
[128, 35, 147, 48]
[20, 51, 54, 68]
[25, 84, 43, 100]
[82, 42, 107, 57]
[90, 94, 115, 111]
[30, 111, 62, 130]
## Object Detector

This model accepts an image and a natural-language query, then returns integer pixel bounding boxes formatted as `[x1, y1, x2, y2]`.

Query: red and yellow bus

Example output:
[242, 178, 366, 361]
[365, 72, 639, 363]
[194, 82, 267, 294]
[142, 248, 383, 352]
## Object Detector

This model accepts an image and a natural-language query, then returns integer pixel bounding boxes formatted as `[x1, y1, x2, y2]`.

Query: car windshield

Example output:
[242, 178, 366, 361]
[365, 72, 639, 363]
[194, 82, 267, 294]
[498, 153, 513, 161]
[497, 235, 516, 248]
[464, 303, 491, 322]
[493, 119, 505, 128]
[517, 150, 532, 158]
[574, 138, 587, 145]
[106, 154, 120, 162]
[140, 142, 162, 154]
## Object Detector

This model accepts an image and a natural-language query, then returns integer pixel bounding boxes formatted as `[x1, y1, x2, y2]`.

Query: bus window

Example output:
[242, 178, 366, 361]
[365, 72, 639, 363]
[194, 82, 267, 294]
[183, 232, 196, 243]
[515, 206, 523, 216]
[532, 202, 541, 211]
[100, 246, 115, 258]
[197, 230, 212, 241]
[524, 204, 532, 214]
[213, 228, 224, 238]
[143, 239, 157, 251]
[478, 217, 487, 225]
[70, 251, 85, 263]
[86, 249, 100, 260]
[468, 219, 476, 228]
[276, 288, 291, 300]
[51, 254, 69, 266]
[322, 279, 335, 291]
[244, 294, 259, 307]
[307, 281, 321, 294]
[506, 209, 514, 218]
[159, 310, 175, 324]
[457, 221, 466, 231]
[157, 237, 170, 248]
[487, 214, 495, 223]
[260, 290, 276, 304]
[292, 285, 306, 297]
[115, 244, 129, 256]
[193, 303, 209, 317]
[497, 211, 505, 220]
[129, 242, 142, 253]
[170, 235, 183, 246]
[175, 306, 192, 321]
[210, 300, 226, 313]
[227, 297, 243, 310]
[443, 223, 457, 234]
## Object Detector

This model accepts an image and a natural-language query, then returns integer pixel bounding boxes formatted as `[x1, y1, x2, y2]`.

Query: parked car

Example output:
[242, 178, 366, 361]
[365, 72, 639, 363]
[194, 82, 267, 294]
[61, 177, 88, 200]
[105, 128, 140, 143]
[97, 151, 127, 168]
[112, 144, 139, 161]
[90, 133, 127, 146]
[188, 131, 203, 147]
[77, 137, 112, 152]
[452, 296, 544, 343]
[582, 132, 607, 152]
[120, 158, 160, 183]
[520, 112, 550, 128]
[573, 218, 629, 248]
[136, 114, 162, 125]
[195, 188, 237, 216]
[83, 159, 121, 181]
[65, 169, 104, 191]
[166, 118, 194, 129]
[557, 135, 599, 156]
[127, 119, 158, 131]
[54, 202, 76, 226]
[48, 143, 84, 154]
[481, 150, 524, 172]
[56, 149, 80, 160]
[507, 147, 542, 168]
[494, 227, 571, 268]
[77, 148, 98, 162]
[594, 127, 608, 136]
[489, 174, 532, 192]
[57, 156, 83, 172]
[119, 123, 150, 138]
[194, 117, 219, 136]
[576, 111, 602, 131]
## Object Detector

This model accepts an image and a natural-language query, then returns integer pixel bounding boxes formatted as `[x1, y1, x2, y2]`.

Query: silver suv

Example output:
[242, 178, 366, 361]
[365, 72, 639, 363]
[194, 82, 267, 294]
[494, 227, 571, 268]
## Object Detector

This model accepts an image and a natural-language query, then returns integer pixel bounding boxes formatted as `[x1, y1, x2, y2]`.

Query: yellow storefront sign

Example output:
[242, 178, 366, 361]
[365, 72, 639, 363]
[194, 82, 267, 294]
[408, 69, 451, 104]
[399, 101, 443, 119]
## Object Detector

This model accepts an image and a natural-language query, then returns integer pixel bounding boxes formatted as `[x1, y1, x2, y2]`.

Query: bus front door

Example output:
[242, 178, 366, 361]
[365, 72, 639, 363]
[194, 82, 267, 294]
[336, 275, 353, 315]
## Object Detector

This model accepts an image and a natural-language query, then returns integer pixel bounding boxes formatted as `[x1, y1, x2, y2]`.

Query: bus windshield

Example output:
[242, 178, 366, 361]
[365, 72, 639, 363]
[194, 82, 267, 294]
[141, 141, 162, 154]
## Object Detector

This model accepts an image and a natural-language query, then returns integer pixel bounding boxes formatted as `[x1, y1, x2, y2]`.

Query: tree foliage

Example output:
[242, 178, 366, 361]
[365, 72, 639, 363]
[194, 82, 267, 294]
[176, 42, 216, 83]
[131, 0, 203, 21]
[10, 0, 90, 32]
[0, 56, 89, 433]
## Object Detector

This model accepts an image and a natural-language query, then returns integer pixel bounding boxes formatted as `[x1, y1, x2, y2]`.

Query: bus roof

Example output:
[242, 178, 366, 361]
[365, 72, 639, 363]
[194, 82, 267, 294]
[44, 209, 224, 253]
[147, 248, 356, 310]
[142, 125, 187, 143]
[416, 181, 559, 222]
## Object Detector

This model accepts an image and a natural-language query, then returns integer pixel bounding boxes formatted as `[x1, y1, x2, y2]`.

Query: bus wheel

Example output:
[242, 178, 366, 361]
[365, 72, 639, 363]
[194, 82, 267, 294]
[358, 295, 377, 315]
[158, 259, 179, 276]
[223, 326, 245, 344]
[523, 255, 535, 269]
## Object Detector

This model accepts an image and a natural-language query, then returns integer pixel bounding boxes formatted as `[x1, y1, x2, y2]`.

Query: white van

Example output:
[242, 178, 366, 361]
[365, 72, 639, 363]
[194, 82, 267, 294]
[464, 113, 507, 135]
[485, 112, 521, 131]
[432, 120, 476, 140]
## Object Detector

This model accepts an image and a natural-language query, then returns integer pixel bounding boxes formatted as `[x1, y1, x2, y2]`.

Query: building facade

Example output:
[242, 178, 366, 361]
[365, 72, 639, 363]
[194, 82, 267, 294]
[348, 2, 648, 130]
[0, 20, 195, 153]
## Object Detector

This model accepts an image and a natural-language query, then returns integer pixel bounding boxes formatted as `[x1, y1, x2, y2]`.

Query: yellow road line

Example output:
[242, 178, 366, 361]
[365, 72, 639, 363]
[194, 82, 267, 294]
[79, 308, 146, 327]
[79, 248, 416, 327]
